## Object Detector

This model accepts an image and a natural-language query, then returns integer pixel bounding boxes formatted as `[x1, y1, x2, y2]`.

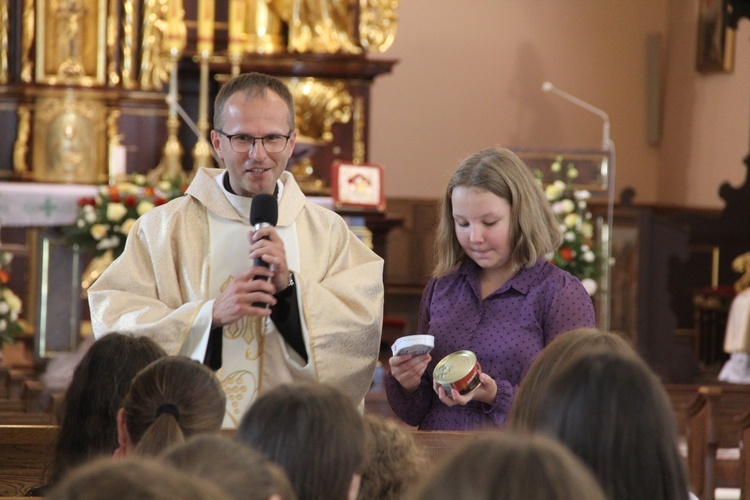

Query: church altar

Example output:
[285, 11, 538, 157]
[0, 182, 98, 231]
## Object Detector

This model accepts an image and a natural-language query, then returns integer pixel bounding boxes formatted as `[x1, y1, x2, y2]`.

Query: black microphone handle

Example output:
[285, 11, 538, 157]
[252, 222, 272, 308]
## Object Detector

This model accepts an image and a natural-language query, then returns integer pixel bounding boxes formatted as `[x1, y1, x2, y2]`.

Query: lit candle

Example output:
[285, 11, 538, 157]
[228, 0, 246, 55]
[197, 0, 215, 55]
[164, 0, 184, 52]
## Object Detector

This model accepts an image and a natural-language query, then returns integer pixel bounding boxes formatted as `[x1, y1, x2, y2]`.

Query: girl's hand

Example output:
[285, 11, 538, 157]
[389, 353, 432, 395]
[433, 372, 498, 406]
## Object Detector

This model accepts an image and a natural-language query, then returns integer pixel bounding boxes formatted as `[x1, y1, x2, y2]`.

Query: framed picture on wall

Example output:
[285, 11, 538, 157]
[331, 161, 385, 212]
[696, 0, 735, 73]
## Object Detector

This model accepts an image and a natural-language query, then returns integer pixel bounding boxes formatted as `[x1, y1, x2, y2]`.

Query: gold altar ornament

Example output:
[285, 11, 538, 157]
[164, 0, 186, 53]
[245, 0, 284, 54]
[35, 0, 107, 86]
[287, 77, 353, 142]
[197, 0, 215, 55]
[32, 91, 107, 184]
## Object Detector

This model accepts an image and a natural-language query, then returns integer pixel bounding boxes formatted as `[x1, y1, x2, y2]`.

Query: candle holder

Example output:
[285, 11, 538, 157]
[229, 50, 243, 78]
[159, 49, 185, 182]
[190, 52, 214, 177]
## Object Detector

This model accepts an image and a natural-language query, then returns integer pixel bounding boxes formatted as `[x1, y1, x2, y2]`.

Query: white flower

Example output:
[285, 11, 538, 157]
[76, 219, 85, 228]
[90, 224, 109, 241]
[10, 310, 17, 321]
[107, 202, 127, 222]
[583, 250, 595, 263]
[581, 278, 598, 296]
[120, 183, 140, 196]
[0, 302, 8, 314]
[0, 252, 12, 266]
[158, 181, 172, 192]
[132, 174, 147, 186]
[98, 186, 109, 196]
[566, 165, 579, 179]
[3, 289, 21, 313]
[0, 319, 6, 331]
[83, 207, 97, 224]
[564, 213, 579, 229]
[574, 190, 591, 201]
[552, 201, 566, 214]
[560, 199, 575, 214]
[120, 218, 136, 235]
[581, 222, 594, 239]
[564, 230, 576, 242]
[551, 160, 562, 173]
[137, 200, 155, 216]
[96, 236, 121, 250]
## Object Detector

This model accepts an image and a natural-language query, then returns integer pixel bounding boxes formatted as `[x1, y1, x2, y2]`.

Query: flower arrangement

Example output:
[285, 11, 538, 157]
[0, 250, 23, 346]
[63, 175, 187, 259]
[538, 157, 599, 296]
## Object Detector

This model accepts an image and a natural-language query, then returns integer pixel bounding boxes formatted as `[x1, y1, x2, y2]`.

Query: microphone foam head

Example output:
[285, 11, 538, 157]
[542, 82, 554, 92]
[250, 193, 278, 226]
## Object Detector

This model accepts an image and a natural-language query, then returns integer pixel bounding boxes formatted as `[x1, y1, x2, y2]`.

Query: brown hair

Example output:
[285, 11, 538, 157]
[48, 333, 167, 483]
[359, 414, 429, 500]
[406, 433, 606, 500]
[213, 72, 295, 131]
[237, 382, 364, 500]
[161, 434, 297, 500]
[507, 328, 634, 430]
[434, 147, 561, 276]
[122, 356, 226, 457]
[46, 457, 231, 500]
[530, 351, 690, 500]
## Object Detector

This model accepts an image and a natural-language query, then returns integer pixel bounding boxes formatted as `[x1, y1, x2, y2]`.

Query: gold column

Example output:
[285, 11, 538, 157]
[0, 0, 8, 84]
[191, 0, 215, 174]
[228, 0, 246, 77]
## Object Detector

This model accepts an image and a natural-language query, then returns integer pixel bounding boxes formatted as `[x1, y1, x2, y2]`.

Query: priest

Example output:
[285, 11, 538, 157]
[88, 72, 384, 428]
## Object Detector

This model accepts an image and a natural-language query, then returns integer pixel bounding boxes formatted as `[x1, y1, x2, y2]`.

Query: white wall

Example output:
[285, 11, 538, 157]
[369, 0, 750, 210]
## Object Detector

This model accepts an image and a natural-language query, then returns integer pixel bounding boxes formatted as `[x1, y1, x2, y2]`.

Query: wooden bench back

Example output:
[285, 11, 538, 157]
[666, 383, 750, 500]
[0, 425, 58, 497]
[408, 429, 486, 466]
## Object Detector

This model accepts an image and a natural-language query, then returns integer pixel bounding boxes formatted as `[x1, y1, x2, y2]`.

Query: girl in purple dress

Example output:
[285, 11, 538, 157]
[386, 147, 596, 430]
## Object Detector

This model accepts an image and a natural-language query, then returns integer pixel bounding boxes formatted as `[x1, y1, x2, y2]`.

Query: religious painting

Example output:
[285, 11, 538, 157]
[331, 161, 385, 212]
[696, 0, 735, 73]
[35, 0, 107, 85]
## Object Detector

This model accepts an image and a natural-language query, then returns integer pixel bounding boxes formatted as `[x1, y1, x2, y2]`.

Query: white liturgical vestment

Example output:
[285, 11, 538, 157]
[89, 168, 384, 428]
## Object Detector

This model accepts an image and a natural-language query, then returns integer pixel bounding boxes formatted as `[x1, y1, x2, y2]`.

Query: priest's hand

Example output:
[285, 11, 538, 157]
[389, 353, 431, 395]
[433, 372, 498, 407]
[211, 267, 277, 328]
[249, 225, 292, 294]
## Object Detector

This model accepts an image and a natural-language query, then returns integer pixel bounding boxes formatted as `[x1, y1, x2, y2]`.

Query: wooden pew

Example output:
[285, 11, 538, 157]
[676, 384, 750, 500]
[408, 430, 485, 465]
[0, 425, 58, 497]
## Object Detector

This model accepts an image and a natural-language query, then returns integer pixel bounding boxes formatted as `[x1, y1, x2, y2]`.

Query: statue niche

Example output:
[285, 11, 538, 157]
[245, 0, 399, 54]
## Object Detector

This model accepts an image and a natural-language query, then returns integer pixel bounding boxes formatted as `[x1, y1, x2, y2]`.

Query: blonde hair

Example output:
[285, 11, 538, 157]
[359, 414, 429, 500]
[434, 147, 561, 276]
[122, 356, 226, 457]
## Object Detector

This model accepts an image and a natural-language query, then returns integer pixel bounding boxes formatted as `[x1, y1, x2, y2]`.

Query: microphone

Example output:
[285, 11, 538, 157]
[249, 193, 278, 308]
[249, 193, 278, 268]
[541, 81, 610, 150]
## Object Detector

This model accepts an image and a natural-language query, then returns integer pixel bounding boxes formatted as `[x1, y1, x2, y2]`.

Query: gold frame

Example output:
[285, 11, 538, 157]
[31, 89, 108, 184]
[696, 0, 735, 73]
[35, 0, 107, 85]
